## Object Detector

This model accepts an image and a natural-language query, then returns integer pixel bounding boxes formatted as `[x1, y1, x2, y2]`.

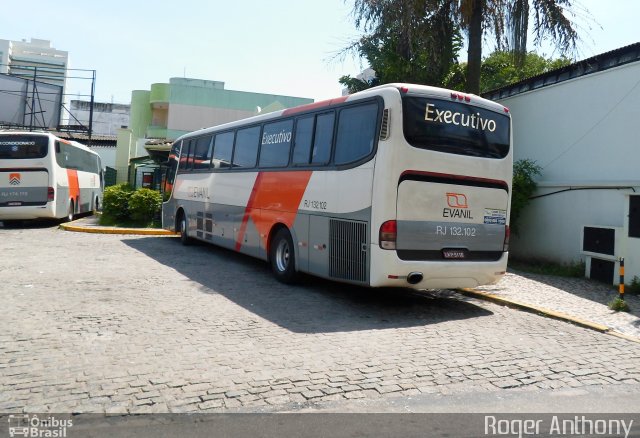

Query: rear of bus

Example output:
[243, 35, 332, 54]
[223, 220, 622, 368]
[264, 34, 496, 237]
[370, 84, 512, 289]
[0, 132, 55, 221]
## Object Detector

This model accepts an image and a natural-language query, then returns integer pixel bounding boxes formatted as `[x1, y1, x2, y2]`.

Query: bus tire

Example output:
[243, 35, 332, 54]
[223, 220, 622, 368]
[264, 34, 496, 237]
[270, 228, 298, 284]
[179, 213, 191, 246]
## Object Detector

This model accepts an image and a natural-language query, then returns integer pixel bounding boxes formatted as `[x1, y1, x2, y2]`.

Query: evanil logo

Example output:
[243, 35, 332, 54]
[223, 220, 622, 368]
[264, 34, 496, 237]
[9, 173, 21, 186]
[425, 103, 497, 132]
[443, 192, 473, 219]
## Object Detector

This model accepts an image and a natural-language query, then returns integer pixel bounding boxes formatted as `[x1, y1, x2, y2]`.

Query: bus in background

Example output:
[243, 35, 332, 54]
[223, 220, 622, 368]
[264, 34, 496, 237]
[0, 131, 103, 224]
[162, 83, 512, 289]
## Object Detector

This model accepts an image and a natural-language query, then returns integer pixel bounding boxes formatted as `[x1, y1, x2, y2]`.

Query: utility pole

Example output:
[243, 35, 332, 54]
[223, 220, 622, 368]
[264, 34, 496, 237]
[29, 67, 37, 130]
[88, 70, 96, 146]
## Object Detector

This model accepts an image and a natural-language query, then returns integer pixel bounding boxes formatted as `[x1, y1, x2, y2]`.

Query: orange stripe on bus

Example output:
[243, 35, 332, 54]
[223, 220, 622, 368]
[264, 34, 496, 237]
[67, 169, 80, 204]
[235, 171, 312, 251]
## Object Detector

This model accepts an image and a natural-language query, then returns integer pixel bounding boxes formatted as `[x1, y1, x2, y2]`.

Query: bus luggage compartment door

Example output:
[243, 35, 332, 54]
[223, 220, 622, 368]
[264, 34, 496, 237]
[396, 180, 508, 261]
[0, 169, 49, 206]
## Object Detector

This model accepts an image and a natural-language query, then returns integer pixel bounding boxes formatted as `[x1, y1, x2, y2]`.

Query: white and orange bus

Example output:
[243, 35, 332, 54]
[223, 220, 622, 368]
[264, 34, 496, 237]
[162, 83, 512, 289]
[0, 131, 103, 224]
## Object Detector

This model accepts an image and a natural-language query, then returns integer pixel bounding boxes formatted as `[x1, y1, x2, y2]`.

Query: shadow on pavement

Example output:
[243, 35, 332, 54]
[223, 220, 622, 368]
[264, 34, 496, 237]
[0, 219, 59, 229]
[123, 237, 494, 334]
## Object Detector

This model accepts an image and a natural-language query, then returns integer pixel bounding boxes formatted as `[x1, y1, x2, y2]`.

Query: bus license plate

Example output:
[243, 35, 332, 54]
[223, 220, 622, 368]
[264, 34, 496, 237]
[8, 202, 22, 206]
[443, 249, 466, 259]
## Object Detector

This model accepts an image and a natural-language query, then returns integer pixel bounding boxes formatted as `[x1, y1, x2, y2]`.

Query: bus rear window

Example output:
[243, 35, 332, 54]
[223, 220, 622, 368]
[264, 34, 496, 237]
[0, 135, 49, 159]
[402, 96, 510, 159]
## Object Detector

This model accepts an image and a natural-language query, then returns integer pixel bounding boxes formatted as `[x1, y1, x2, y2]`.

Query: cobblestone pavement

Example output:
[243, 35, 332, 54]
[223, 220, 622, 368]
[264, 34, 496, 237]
[474, 272, 640, 339]
[1, 224, 640, 414]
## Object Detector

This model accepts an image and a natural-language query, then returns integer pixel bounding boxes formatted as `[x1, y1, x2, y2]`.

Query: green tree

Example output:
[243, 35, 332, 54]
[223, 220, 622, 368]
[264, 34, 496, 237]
[456, 0, 583, 93]
[345, 0, 586, 93]
[340, 0, 461, 94]
[444, 50, 572, 92]
[480, 50, 571, 91]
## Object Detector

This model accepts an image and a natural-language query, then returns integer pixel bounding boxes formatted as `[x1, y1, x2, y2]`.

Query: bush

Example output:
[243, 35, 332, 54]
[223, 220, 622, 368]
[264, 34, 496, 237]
[608, 297, 630, 312]
[511, 159, 542, 234]
[101, 184, 134, 220]
[100, 185, 161, 227]
[128, 188, 162, 224]
[628, 276, 640, 294]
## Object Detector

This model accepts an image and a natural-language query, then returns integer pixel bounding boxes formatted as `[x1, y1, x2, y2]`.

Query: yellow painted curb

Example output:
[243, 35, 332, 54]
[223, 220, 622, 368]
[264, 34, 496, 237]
[59, 222, 178, 236]
[607, 331, 640, 345]
[458, 288, 623, 335]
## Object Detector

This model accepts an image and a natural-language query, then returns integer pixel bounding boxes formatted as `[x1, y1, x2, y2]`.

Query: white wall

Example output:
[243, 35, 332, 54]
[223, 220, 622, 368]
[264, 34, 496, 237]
[70, 107, 130, 136]
[0, 40, 9, 74]
[89, 146, 117, 169]
[498, 61, 640, 264]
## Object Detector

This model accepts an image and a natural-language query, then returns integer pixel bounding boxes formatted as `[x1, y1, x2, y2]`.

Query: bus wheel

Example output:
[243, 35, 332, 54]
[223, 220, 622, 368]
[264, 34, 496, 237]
[179, 214, 191, 246]
[270, 228, 298, 284]
[66, 200, 75, 222]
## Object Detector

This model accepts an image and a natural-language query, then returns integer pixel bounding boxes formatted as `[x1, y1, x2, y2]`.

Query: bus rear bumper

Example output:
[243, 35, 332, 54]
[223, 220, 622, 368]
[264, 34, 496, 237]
[0, 204, 56, 221]
[370, 247, 508, 289]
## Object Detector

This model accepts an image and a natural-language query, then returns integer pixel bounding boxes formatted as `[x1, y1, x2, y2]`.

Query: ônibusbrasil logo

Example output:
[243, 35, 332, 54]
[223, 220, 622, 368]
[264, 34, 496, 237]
[7, 414, 73, 437]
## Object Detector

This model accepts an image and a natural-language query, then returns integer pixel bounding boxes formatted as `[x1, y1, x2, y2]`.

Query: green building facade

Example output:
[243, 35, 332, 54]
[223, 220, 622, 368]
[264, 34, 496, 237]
[115, 78, 313, 184]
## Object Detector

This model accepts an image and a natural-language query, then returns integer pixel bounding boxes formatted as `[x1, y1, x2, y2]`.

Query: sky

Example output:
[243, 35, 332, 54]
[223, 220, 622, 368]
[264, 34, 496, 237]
[2, 0, 639, 104]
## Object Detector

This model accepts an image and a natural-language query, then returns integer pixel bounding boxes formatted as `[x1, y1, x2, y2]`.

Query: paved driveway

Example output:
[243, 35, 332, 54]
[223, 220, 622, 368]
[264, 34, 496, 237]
[1, 224, 639, 413]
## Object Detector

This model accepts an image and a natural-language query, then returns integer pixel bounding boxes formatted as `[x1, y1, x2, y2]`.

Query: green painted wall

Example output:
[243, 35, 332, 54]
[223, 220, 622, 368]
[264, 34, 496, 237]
[118, 78, 314, 170]
[129, 90, 152, 139]
[147, 126, 169, 139]
[169, 86, 312, 111]
[149, 83, 170, 103]
[166, 129, 190, 139]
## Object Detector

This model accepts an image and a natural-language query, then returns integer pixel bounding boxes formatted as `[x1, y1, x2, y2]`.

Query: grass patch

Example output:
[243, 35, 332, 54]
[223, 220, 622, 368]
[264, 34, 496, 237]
[628, 276, 640, 295]
[508, 257, 585, 277]
[608, 297, 630, 312]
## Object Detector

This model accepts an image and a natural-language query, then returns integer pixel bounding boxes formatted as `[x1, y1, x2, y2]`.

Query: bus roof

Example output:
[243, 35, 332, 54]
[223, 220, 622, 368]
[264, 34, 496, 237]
[175, 83, 508, 142]
[0, 130, 99, 155]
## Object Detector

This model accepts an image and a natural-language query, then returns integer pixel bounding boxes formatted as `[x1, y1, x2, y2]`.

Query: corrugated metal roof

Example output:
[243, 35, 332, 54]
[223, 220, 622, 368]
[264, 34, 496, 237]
[53, 131, 117, 146]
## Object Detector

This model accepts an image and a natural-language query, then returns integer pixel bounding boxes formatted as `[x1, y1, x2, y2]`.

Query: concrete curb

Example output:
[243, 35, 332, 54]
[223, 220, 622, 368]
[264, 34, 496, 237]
[458, 288, 640, 344]
[59, 221, 178, 236]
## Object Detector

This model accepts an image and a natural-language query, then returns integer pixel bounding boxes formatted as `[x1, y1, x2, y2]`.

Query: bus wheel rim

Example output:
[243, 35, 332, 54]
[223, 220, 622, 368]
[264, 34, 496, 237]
[275, 239, 290, 272]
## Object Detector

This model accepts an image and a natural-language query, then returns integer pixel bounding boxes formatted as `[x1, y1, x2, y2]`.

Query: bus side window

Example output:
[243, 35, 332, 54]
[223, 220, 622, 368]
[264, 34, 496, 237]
[213, 132, 234, 168]
[334, 103, 378, 165]
[292, 116, 314, 165]
[233, 126, 260, 168]
[178, 141, 191, 170]
[311, 112, 334, 165]
[186, 140, 196, 170]
[205, 136, 214, 168]
[193, 136, 213, 170]
[259, 119, 293, 168]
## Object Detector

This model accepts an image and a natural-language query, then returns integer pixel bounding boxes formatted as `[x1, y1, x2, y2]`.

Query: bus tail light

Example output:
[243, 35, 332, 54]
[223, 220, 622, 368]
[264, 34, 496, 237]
[503, 225, 510, 252]
[379, 220, 397, 250]
[47, 187, 55, 202]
